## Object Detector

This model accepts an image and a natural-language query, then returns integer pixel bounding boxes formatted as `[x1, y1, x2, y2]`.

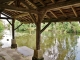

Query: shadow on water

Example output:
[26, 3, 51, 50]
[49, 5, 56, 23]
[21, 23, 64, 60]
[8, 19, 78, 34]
[0, 30, 80, 60]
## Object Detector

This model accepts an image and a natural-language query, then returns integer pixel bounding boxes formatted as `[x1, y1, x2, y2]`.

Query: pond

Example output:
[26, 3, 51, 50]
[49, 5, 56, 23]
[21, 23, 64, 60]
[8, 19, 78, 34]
[0, 30, 80, 60]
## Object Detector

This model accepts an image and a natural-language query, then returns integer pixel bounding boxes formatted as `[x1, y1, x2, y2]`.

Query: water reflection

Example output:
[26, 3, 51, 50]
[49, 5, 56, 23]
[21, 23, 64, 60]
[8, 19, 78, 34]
[0, 30, 80, 60]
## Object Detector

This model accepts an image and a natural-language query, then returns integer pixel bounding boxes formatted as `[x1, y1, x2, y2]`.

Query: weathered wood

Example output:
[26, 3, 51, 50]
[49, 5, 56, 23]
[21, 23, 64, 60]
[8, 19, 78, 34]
[6, 19, 12, 26]
[59, 8, 67, 17]
[27, 0, 37, 9]
[0, 0, 14, 4]
[14, 23, 23, 30]
[0, 17, 12, 19]
[41, 0, 80, 11]
[71, 6, 78, 17]
[40, 22, 51, 34]
[50, 10, 58, 18]
[1, 12, 11, 18]
[51, 0, 55, 3]
[43, 17, 80, 22]
[38, 0, 45, 6]
[36, 22, 41, 50]
[13, 13, 29, 18]
[29, 13, 37, 23]
[0, 4, 38, 13]
[12, 19, 15, 39]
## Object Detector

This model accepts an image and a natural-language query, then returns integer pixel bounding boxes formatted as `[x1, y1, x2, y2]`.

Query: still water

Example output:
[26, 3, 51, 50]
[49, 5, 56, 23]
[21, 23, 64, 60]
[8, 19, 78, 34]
[0, 30, 80, 60]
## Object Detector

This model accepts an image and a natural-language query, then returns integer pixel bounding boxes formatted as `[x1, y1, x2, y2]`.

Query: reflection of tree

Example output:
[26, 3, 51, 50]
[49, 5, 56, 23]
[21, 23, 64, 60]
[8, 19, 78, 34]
[44, 33, 78, 60]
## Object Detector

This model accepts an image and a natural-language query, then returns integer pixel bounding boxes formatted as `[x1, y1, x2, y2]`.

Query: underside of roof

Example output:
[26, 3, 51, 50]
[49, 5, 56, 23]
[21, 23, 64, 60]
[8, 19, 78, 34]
[0, 0, 80, 23]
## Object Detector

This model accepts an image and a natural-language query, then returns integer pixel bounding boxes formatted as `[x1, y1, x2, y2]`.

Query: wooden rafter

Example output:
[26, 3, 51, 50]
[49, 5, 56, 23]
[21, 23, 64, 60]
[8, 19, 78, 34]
[27, 0, 37, 9]
[45, 15, 50, 19]
[0, 4, 38, 13]
[28, 13, 36, 23]
[59, 8, 67, 17]
[50, 10, 58, 18]
[71, 6, 78, 17]
[8, 1, 14, 5]
[38, 0, 45, 6]
[41, 0, 80, 11]
[51, 0, 55, 3]
[0, 0, 14, 3]
[13, 13, 29, 18]
[21, 1, 34, 9]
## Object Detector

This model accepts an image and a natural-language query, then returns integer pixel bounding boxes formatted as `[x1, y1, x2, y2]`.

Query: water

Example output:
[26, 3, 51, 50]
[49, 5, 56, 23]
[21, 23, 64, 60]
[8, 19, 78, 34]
[0, 30, 80, 60]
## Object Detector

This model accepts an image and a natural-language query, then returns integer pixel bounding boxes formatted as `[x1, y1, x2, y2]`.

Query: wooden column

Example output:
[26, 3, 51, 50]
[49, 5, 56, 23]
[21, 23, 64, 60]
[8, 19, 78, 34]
[32, 13, 44, 60]
[36, 22, 41, 50]
[12, 19, 15, 39]
[11, 19, 17, 48]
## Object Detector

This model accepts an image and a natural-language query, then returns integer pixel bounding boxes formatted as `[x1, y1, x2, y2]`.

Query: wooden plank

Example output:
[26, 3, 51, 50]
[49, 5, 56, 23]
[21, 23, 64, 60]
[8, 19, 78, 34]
[41, 0, 80, 11]
[0, 4, 38, 13]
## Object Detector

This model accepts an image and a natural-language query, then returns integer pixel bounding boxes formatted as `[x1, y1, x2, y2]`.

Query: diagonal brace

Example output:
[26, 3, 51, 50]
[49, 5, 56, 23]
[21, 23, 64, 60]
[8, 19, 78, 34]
[40, 21, 51, 34]
[14, 23, 23, 30]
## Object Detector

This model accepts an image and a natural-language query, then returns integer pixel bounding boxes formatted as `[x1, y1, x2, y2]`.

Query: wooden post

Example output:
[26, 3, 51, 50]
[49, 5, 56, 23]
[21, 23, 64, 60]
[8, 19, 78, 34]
[12, 19, 15, 39]
[36, 22, 41, 50]
[11, 19, 17, 48]
[32, 14, 44, 60]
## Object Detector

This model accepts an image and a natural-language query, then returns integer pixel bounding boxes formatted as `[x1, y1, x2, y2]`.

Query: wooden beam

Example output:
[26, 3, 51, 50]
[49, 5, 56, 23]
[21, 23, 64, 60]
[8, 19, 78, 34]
[50, 10, 58, 18]
[42, 17, 80, 22]
[8, 1, 14, 5]
[38, 0, 45, 6]
[59, 8, 67, 17]
[51, 0, 55, 3]
[41, 0, 80, 11]
[0, 0, 14, 4]
[71, 6, 78, 17]
[21, 2, 32, 9]
[12, 19, 15, 39]
[6, 19, 12, 25]
[28, 13, 36, 23]
[14, 23, 23, 30]
[0, 4, 38, 13]
[13, 13, 29, 18]
[36, 22, 41, 50]
[40, 22, 51, 34]
[1, 12, 11, 18]
[0, 17, 12, 19]
[27, 0, 37, 9]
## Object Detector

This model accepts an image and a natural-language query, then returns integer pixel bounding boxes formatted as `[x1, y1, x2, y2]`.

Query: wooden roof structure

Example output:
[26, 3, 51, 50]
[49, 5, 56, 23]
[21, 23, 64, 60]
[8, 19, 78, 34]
[0, 0, 80, 24]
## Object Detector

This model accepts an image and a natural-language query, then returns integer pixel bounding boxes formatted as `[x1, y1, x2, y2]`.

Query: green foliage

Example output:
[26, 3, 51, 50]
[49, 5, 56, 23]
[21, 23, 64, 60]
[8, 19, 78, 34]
[15, 20, 80, 33]
[0, 20, 4, 32]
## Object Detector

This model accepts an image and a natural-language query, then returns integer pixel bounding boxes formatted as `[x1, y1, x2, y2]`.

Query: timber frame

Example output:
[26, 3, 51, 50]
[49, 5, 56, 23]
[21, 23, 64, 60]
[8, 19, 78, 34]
[0, 0, 80, 60]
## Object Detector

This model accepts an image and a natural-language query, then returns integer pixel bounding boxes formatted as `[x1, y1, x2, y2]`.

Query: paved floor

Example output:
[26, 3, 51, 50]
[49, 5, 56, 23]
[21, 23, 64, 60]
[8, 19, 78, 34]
[0, 46, 33, 60]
